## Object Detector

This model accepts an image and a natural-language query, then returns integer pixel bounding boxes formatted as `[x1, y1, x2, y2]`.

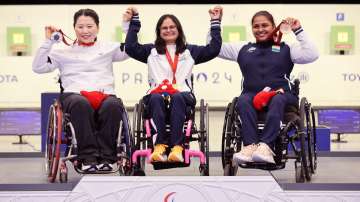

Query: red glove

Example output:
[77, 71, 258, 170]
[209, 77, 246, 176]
[253, 90, 277, 111]
[80, 91, 109, 110]
[150, 79, 179, 96]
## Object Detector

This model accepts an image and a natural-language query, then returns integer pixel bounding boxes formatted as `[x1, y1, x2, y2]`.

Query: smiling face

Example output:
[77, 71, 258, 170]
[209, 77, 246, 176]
[159, 17, 179, 45]
[74, 15, 99, 44]
[252, 15, 275, 42]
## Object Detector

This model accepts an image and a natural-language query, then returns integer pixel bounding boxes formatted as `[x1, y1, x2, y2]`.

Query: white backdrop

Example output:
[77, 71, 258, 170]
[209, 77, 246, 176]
[0, 4, 359, 108]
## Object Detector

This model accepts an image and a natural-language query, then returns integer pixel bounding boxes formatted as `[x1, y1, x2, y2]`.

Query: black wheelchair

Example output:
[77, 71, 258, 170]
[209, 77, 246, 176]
[221, 79, 317, 183]
[131, 95, 209, 176]
[45, 97, 133, 183]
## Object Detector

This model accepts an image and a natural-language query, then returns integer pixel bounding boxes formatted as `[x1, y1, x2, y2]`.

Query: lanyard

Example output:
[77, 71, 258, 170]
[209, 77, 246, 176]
[270, 21, 288, 45]
[165, 48, 179, 84]
[78, 41, 95, 46]
[272, 24, 283, 45]
[58, 30, 95, 47]
[58, 30, 74, 46]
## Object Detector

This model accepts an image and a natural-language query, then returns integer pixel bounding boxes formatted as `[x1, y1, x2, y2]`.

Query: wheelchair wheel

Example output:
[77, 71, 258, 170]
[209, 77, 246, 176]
[199, 99, 209, 176]
[299, 97, 312, 181]
[223, 163, 238, 176]
[221, 97, 239, 176]
[311, 108, 318, 173]
[45, 102, 63, 183]
[132, 101, 146, 176]
[295, 165, 305, 183]
[305, 103, 317, 176]
[118, 108, 134, 176]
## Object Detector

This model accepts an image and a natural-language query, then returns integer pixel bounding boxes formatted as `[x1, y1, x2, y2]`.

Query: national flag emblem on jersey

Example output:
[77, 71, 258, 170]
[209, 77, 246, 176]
[271, 45, 280, 52]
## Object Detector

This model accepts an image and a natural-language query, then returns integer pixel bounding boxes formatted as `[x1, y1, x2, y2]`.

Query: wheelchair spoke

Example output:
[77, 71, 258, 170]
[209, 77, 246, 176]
[221, 97, 240, 176]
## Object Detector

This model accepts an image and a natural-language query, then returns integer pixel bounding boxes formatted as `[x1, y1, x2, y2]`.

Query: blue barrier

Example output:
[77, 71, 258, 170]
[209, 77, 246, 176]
[316, 126, 331, 151]
[288, 126, 330, 152]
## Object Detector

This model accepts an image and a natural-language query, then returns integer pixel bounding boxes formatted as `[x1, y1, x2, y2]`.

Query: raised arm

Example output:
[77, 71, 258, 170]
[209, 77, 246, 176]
[124, 7, 153, 63]
[204, 7, 246, 62]
[112, 20, 130, 62]
[206, 28, 246, 62]
[32, 26, 60, 73]
[188, 6, 222, 65]
[286, 17, 319, 64]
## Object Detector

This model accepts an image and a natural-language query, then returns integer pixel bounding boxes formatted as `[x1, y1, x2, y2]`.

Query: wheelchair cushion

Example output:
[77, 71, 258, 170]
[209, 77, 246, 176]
[80, 91, 109, 110]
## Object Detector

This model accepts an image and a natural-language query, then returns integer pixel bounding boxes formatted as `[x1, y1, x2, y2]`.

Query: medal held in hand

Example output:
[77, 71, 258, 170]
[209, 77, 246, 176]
[271, 20, 292, 45]
[50, 29, 74, 46]
[50, 32, 63, 43]
[279, 21, 291, 34]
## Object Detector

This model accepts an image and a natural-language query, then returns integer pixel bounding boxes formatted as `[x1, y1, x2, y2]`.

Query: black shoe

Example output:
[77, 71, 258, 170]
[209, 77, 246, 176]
[81, 163, 98, 172]
[81, 158, 98, 172]
[97, 159, 115, 171]
[97, 163, 114, 171]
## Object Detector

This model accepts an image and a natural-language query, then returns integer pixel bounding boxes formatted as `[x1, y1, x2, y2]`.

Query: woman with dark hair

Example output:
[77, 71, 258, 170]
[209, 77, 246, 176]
[214, 9, 319, 164]
[33, 8, 129, 172]
[124, 7, 222, 163]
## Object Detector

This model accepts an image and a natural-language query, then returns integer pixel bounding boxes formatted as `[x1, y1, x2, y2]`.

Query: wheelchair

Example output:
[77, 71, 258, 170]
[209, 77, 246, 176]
[131, 95, 209, 176]
[45, 97, 133, 183]
[221, 79, 317, 183]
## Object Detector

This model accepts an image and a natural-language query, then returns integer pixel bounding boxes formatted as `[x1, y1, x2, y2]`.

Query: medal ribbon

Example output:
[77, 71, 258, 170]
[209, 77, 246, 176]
[58, 29, 95, 46]
[165, 48, 179, 84]
[57, 29, 74, 46]
[269, 21, 288, 45]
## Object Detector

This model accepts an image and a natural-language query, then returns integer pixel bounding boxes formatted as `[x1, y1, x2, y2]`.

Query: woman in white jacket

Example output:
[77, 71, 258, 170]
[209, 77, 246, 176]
[33, 8, 129, 172]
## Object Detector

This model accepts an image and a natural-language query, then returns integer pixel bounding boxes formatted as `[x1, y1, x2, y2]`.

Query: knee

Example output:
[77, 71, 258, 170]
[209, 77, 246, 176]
[101, 99, 124, 114]
[236, 96, 252, 110]
[74, 96, 93, 111]
[149, 94, 164, 103]
[266, 111, 282, 120]
[269, 95, 286, 107]
[148, 94, 165, 114]
[171, 93, 185, 104]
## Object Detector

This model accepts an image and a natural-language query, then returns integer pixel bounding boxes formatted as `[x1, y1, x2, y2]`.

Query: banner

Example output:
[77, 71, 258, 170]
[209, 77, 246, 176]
[0, 4, 359, 108]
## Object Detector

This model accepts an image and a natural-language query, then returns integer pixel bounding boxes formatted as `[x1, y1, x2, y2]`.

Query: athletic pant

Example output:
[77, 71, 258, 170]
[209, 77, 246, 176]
[235, 92, 298, 147]
[60, 93, 124, 162]
[146, 92, 195, 147]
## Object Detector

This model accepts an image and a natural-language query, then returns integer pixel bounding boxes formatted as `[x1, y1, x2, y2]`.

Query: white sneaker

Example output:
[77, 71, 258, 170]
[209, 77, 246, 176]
[252, 142, 275, 164]
[233, 143, 258, 164]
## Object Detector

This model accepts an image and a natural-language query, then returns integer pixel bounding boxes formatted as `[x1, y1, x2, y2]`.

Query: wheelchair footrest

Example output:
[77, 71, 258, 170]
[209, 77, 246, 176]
[132, 149, 152, 164]
[152, 162, 190, 170]
[185, 149, 206, 164]
[238, 162, 285, 171]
